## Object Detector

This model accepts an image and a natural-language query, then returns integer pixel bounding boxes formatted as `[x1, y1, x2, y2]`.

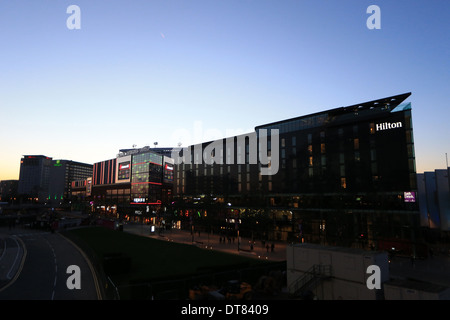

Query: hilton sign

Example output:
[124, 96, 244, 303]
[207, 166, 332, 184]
[376, 121, 403, 131]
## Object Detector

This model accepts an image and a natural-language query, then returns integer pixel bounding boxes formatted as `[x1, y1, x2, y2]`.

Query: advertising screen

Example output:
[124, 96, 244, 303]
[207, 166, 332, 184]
[404, 191, 416, 203]
[163, 156, 174, 184]
[118, 161, 130, 180]
[115, 155, 131, 183]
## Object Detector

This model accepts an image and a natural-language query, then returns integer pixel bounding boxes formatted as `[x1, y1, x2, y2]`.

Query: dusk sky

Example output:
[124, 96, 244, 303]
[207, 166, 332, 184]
[0, 0, 449, 180]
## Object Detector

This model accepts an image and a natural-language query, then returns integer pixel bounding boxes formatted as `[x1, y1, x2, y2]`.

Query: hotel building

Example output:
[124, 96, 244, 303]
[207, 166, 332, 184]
[172, 93, 420, 249]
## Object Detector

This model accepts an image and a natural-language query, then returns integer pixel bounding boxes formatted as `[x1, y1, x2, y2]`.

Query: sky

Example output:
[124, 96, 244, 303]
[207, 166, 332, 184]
[0, 0, 449, 180]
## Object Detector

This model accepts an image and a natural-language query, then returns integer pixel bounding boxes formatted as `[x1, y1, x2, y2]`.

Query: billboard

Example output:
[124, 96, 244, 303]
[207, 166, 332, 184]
[163, 156, 174, 184]
[115, 155, 131, 183]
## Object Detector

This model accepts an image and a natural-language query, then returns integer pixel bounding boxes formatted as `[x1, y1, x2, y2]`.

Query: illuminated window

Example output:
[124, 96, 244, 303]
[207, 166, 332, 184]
[340, 177, 347, 189]
[370, 123, 375, 134]
[309, 156, 313, 166]
[354, 138, 359, 150]
[321, 143, 326, 154]
[308, 145, 313, 154]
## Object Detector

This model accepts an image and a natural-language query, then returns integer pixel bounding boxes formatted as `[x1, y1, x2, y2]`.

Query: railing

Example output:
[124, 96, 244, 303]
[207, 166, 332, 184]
[289, 264, 332, 298]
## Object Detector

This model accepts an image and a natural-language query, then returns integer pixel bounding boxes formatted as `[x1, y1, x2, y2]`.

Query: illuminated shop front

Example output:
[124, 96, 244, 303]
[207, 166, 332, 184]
[91, 147, 174, 222]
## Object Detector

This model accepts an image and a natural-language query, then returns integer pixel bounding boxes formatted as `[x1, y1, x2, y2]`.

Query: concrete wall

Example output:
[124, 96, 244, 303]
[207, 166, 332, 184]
[287, 243, 389, 300]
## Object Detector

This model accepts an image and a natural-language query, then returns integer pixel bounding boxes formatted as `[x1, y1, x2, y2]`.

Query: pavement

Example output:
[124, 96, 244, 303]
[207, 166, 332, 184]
[123, 223, 288, 262]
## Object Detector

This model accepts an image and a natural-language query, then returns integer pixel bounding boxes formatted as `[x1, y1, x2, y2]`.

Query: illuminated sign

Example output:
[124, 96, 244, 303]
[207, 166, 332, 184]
[376, 122, 402, 131]
[133, 198, 146, 203]
[54, 160, 62, 167]
[404, 192, 416, 203]
[120, 164, 130, 170]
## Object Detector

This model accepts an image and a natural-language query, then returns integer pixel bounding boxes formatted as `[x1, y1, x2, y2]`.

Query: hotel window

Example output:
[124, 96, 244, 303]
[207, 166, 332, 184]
[370, 149, 376, 161]
[292, 136, 296, 146]
[309, 156, 313, 166]
[339, 153, 345, 164]
[370, 123, 375, 134]
[308, 167, 314, 177]
[371, 163, 378, 175]
[354, 151, 360, 162]
[406, 130, 414, 144]
[320, 143, 326, 154]
[320, 131, 325, 140]
[407, 144, 414, 158]
[408, 159, 416, 173]
[307, 133, 312, 144]
[321, 155, 326, 166]
[308, 145, 313, 154]
[281, 138, 285, 147]
[340, 177, 347, 189]
[354, 138, 359, 150]
[340, 165, 345, 177]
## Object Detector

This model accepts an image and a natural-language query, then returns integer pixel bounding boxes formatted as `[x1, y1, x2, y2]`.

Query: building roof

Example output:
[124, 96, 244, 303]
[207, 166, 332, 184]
[255, 92, 412, 131]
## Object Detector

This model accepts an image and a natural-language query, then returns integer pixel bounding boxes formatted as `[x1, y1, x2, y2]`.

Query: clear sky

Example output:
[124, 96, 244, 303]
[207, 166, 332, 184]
[0, 0, 449, 180]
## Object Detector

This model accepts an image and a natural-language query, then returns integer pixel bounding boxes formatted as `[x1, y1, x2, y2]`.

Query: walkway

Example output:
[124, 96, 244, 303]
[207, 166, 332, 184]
[123, 223, 287, 262]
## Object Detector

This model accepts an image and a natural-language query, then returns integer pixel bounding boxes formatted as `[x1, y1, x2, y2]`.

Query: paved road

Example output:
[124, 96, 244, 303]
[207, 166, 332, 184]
[0, 227, 101, 300]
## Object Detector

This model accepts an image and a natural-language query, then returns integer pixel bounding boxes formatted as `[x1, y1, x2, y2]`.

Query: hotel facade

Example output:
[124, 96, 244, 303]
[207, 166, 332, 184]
[171, 93, 420, 249]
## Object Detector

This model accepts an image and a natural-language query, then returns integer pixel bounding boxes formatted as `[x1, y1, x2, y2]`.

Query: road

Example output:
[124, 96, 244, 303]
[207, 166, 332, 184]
[0, 226, 101, 300]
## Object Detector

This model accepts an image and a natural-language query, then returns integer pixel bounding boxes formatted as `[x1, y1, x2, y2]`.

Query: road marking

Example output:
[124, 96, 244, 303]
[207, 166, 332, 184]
[44, 237, 58, 300]
[6, 237, 21, 280]
[0, 238, 6, 262]
[0, 236, 27, 293]
[58, 233, 103, 300]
